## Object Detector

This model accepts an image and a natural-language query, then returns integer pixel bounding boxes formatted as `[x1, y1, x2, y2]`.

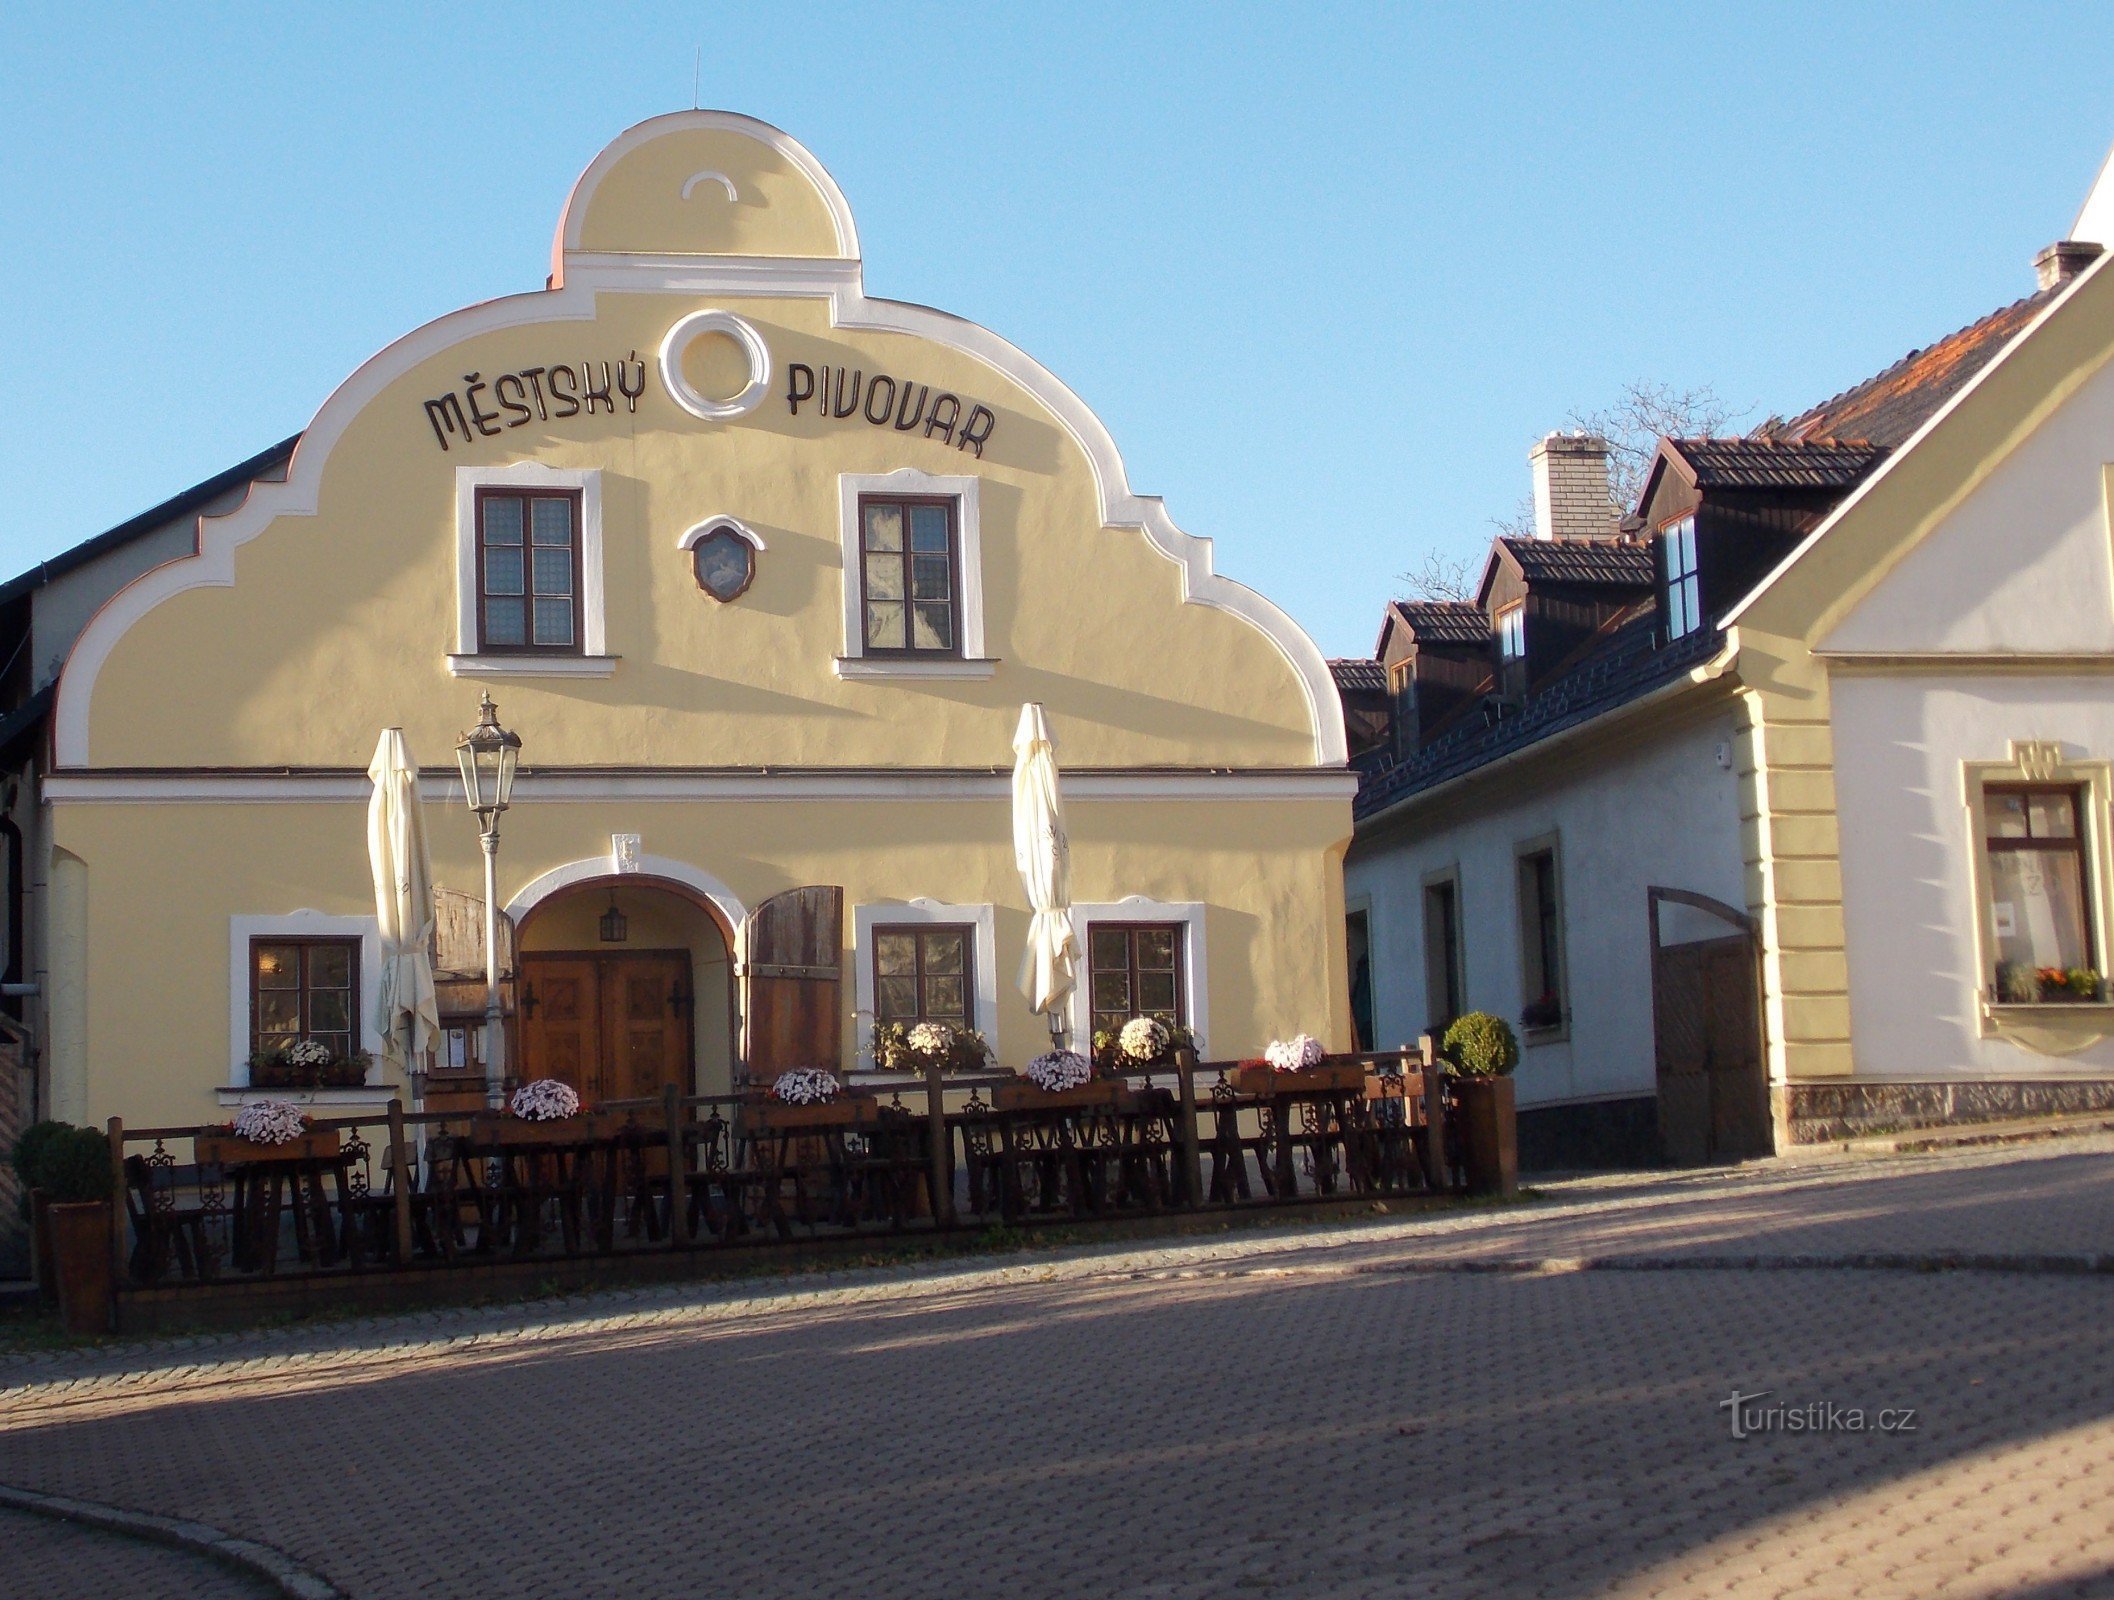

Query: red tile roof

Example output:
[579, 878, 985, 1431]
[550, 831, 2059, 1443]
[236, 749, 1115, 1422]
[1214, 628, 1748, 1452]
[1760, 286, 2058, 449]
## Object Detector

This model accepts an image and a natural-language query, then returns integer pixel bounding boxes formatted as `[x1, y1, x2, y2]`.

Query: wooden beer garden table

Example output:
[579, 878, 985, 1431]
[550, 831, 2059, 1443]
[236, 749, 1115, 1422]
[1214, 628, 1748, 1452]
[985, 1078, 1179, 1219]
[456, 1111, 629, 1255]
[194, 1127, 356, 1275]
[737, 1095, 882, 1236]
[1228, 1063, 1371, 1199]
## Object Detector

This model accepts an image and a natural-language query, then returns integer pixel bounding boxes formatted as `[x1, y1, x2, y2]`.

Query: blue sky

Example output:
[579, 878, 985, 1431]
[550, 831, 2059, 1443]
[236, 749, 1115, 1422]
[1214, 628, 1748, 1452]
[3, 4, 2110, 658]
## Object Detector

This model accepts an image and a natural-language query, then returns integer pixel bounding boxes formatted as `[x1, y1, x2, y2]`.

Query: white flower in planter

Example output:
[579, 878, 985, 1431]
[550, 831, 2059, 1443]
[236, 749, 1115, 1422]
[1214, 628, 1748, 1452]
[1117, 1016, 1170, 1064]
[1025, 1051, 1091, 1093]
[509, 1078, 583, 1121]
[1264, 1034, 1326, 1071]
[231, 1099, 309, 1146]
[770, 1069, 840, 1106]
[285, 1039, 335, 1069]
[905, 1022, 958, 1059]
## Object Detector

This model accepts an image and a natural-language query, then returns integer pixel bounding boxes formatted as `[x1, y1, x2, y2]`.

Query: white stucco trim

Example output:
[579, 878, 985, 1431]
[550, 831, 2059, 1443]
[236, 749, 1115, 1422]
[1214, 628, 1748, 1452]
[850, 898, 999, 1070]
[680, 170, 739, 204]
[658, 308, 771, 422]
[552, 109, 862, 269]
[676, 517, 767, 553]
[451, 461, 607, 661]
[45, 768, 1358, 804]
[836, 468, 986, 668]
[44, 768, 1358, 804]
[54, 116, 1345, 767]
[1064, 897, 1209, 1054]
[226, 912, 386, 1087]
[448, 654, 618, 678]
[833, 657, 997, 681]
[504, 853, 748, 938]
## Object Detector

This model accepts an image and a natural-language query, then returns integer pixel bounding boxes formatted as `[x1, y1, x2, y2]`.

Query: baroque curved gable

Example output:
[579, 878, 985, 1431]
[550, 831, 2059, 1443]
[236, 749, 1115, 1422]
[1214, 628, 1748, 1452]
[60, 112, 1344, 770]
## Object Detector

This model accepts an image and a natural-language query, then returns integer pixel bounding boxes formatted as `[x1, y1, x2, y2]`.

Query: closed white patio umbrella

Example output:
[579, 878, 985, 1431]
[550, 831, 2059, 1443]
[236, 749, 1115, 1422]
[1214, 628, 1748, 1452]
[368, 728, 440, 1099]
[1012, 702, 1079, 1047]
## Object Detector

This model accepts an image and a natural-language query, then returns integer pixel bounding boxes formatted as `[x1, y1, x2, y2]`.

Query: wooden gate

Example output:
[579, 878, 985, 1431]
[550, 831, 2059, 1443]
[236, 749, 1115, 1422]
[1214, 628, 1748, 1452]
[741, 886, 843, 1080]
[1649, 888, 1771, 1164]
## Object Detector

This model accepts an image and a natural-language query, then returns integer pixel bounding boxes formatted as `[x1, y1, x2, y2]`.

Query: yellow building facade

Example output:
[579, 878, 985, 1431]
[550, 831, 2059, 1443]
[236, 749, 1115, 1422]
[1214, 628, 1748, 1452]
[17, 112, 1353, 1128]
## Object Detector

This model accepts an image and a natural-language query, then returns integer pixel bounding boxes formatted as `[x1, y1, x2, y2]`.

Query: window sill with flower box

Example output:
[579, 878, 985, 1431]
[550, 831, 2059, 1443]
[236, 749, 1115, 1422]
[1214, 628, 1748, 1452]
[215, 1084, 399, 1108]
[1977, 996, 2114, 1057]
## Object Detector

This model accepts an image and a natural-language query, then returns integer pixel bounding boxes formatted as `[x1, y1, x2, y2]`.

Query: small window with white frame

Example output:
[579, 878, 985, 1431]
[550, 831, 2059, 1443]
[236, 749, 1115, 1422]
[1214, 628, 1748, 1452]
[1662, 516, 1701, 640]
[451, 464, 610, 676]
[859, 497, 959, 655]
[836, 470, 991, 677]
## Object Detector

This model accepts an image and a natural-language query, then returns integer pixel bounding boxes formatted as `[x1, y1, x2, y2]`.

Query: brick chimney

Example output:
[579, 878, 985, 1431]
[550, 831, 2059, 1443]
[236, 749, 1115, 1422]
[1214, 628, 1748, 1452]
[1529, 432, 1615, 541]
[2035, 240, 2104, 290]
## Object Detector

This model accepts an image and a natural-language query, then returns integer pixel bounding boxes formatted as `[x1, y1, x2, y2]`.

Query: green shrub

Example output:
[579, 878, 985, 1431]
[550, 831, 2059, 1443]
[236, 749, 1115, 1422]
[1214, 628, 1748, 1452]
[9, 1120, 74, 1192]
[37, 1127, 113, 1204]
[1441, 1011, 1519, 1078]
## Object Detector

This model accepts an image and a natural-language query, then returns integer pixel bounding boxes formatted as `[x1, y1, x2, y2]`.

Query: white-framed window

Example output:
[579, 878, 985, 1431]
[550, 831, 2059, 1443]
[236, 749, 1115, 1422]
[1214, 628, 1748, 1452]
[1064, 897, 1207, 1054]
[226, 912, 385, 1087]
[451, 463, 614, 676]
[1965, 744, 2114, 1029]
[1982, 784, 2096, 997]
[1662, 516, 1701, 640]
[851, 899, 999, 1069]
[835, 468, 993, 678]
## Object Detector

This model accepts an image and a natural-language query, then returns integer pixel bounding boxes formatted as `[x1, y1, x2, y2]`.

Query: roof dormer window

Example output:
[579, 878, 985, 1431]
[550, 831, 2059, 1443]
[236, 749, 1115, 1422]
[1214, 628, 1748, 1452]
[1496, 602, 1526, 698]
[1662, 517, 1701, 640]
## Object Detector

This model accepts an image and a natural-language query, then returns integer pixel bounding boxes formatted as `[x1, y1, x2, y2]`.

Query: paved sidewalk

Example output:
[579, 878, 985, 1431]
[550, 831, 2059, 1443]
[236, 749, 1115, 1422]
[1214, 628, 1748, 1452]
[2, 1137, 2110, 1599]
[2, 1505, 274, 1598]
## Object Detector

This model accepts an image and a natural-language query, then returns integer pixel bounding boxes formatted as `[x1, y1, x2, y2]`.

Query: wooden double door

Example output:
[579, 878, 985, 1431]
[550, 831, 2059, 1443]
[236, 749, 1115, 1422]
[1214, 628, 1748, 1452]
[520, 951, 693, 1103]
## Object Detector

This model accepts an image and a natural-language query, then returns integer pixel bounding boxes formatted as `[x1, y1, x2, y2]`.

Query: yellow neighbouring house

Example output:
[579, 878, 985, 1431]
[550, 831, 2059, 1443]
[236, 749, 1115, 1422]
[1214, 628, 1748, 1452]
[0, 112, 1354, 1136]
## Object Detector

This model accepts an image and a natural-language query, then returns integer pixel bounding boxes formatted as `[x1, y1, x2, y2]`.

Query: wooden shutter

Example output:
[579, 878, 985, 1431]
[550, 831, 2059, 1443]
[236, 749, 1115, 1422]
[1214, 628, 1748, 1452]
[741, 886, 843, 1078]
[431, 887, 517, 980]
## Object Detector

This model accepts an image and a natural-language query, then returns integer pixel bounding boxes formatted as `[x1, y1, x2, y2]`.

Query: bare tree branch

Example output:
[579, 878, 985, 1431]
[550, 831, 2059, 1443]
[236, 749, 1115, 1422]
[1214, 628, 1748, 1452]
[1395, 549, 1480, 603]
[1566, 380, 1749, 516]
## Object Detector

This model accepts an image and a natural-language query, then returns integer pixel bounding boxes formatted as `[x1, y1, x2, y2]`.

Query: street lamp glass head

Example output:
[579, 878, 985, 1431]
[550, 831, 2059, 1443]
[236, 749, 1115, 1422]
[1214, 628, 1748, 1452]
[455, 692, 522, 815]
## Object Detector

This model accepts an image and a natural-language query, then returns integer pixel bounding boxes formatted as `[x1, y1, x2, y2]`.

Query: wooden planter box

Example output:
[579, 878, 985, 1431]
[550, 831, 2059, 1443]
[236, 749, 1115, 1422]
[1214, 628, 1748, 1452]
[250, 1061, 369, 1090]
[195, 1128, 342, 1165]
[1231, 1063, 1368, 1095]
[994, 1079, 1133, 1112]
[469, 1111, 625, 1145]
[743, 1097, 877, 1132]
[29, 1189, 55, 1308]
[1449, 1075, 1518, 1196]
[49, 1199, 113, 1335]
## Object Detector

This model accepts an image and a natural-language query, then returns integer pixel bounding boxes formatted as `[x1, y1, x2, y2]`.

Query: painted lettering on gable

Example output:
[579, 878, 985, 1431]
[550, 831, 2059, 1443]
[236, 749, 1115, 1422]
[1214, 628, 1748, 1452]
[784, 362, 996, 458]
[422, 353, 649, 450]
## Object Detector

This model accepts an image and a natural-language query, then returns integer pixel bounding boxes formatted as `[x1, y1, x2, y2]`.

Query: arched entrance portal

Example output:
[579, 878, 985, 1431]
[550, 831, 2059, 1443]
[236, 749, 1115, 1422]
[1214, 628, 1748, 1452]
[514, 877, 737, 1103]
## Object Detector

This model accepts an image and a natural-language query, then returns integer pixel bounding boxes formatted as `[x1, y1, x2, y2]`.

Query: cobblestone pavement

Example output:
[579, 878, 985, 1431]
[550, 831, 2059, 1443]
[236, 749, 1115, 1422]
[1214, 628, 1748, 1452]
[0, 1505, 274, 1598]
[1, 1138, 2110, 1599]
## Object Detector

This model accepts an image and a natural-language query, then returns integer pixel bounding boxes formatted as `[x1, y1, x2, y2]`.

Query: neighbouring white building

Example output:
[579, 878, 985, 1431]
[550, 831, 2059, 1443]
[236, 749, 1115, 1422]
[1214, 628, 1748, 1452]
[1342, 159, 2114, 1162]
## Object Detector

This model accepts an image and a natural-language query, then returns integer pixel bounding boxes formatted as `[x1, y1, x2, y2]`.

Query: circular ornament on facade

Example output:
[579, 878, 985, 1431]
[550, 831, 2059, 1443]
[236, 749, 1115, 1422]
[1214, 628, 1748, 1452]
[659, 309, 772, 422]
[678, 517, 764, 602]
